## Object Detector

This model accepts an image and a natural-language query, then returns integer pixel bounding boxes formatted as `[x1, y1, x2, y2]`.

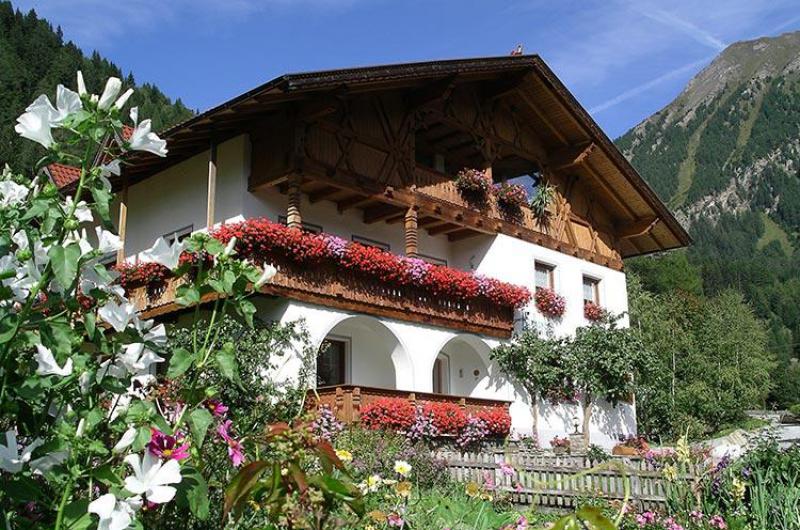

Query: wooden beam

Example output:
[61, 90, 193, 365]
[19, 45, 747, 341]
[408, 75, 458, 109]
[308, 185, 341, 204]
[363, 203, 403, 224]
[206, 140, 217, 228]
[549, 142, 595, 171]
[337, 194, 374, 213]
[618, 217, 659, 239]
[481, 71, 530, 102]
[299, 94, 340, 122]
[427, 223, 462, 236]
[448, 229, 482, 242]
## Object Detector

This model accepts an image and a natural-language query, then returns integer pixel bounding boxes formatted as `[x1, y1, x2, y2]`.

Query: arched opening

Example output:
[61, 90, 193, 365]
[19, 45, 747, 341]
[434, 335, 493, 398]
[316, 315, 411, 390]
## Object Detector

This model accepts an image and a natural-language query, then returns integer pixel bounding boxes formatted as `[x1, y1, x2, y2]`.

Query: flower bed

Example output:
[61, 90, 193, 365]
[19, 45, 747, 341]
[117, 218, 532, 311]
[534, 287, 566, 318]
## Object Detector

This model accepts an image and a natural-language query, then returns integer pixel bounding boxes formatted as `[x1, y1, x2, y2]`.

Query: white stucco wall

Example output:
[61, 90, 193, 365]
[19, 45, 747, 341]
[122, 133, 637, 448]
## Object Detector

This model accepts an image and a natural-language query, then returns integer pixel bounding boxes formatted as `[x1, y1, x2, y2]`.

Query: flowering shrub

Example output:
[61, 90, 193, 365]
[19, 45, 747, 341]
[360, 397, 416, 431]
[456, 416, 490, 449]
[117, 217, 532, 310]
[423, 402, 468, 434]
[404, 406, 440, 442]
[550, 436, 570, 449]
[535, 287, 566, 318]
[475, 408, 512, 436]
[493, 182, 529, 211]
[312, 405, 344, 441]
[584, 300, 606, 321]
[454, 168, 492, 196]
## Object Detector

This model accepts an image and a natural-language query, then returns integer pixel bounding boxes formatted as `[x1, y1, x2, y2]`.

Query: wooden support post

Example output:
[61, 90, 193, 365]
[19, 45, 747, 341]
[286, 174, 303, 229]
[115, 179, 129, 267]
[404, 206, 418, 257]
[206, 140, 217, 228]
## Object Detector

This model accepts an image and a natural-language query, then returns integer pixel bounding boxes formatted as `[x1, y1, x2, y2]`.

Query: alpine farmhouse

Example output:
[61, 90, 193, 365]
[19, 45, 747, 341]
[48, 56, 689, 448]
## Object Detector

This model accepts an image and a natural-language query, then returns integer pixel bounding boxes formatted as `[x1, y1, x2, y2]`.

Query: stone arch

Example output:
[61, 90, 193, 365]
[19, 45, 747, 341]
[431, 334, 499, 398]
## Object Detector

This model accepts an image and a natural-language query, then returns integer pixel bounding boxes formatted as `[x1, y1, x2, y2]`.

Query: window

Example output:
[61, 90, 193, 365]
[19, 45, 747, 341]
[352, 235, 390, 251]
[418, 253, 447, 267]
[534, 262, 554, 291]
[317, 338, 348, 387]
[583, 276, 600, 304]
[277, 215, 322, 234]
[163, 225, 193, 244]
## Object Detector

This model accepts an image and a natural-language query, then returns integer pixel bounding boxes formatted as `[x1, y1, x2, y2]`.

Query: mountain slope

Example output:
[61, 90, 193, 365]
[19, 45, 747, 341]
[0, 1, 194, 174]
[617, 31, 800, 407]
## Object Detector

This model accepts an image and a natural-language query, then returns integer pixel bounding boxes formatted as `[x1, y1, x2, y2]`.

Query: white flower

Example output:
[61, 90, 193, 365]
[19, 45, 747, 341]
[113, 427, 137, 453]
[98, 300, 136, 332]
[88, 493, 140, 530]
[98, 77, 122, 110]
[222, 237, 237, 257]
[117, 342, 164, 375]
[34, 344, 73, 377]
[65, 196, 94, 223]
[114, 88, 134, 110]
[80, 263, 123, 298]
[0, 431, 43, 473]
[393, 460, 412, 477]
[15, 104, 54, 148]
[53, 84, 82, 124]
[76, 71, 87, 97]
[124, 452, 182, 504]
[143, 323, 167, 346]
[95, 226, 122, 254]
[30, 450, 68, 475]
[0, 180, 29, 207]
[140, 237, 184, 270]
[129, 107, 168, 157]
[254, 264, 277, 289]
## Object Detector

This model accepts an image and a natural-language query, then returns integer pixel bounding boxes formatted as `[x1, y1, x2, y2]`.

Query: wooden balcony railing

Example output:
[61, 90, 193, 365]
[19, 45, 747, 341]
[128, 258, 516, 337]
[307, 385, 511, 424]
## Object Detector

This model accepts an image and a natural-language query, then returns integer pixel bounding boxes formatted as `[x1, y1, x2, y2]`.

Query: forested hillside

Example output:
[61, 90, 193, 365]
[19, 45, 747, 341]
[0, 1, 193, 174]
[618, 31, 800, 407]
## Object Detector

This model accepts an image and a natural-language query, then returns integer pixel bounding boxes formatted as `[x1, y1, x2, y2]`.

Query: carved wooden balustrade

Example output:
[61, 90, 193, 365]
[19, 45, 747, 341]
[127, 257, 516, 337]
[307, 385, 512, 424]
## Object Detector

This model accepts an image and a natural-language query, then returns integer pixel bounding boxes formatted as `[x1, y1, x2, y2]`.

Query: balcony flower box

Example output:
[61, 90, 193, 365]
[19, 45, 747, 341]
[535, 287, 566, 318]
[493, 182, 528, 214]
[584, 300, 606, 322]
[454, 168, 492, 201]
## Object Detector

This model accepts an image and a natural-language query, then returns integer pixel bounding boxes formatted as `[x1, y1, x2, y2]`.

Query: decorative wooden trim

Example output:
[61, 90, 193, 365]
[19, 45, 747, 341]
[404, 206, 418, 257]
[286, 173, 303, 229]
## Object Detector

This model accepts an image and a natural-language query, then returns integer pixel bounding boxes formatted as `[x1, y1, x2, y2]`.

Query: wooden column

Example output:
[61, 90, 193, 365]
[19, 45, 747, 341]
[206, 140, 217, 228]
[115, 179, 129, 267]
[286, 174, 303, 229]
[404, 206, 418, 257]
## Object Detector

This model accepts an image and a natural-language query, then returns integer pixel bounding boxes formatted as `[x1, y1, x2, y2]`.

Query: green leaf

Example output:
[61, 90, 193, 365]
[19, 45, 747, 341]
[204, 238, 225, 256]
[0, 311, 18, 344]
[576, 506, 617, 530]
[235, 299, 256, 328]
[91, 464, 123, 487]
[131, 426, 152, 452]
[176, 284, 200, 306]
[224, 461, 272, 521]
[215, 343, 239, 383]
[48, 243, 81, 290]
[167, 347, 194, 379]
[91, 185, 112, 226]
[181, 466, 210, 521]
[63, 499, 92, 530]
[83, 312, 96, 339]
[188, 407, 214, 448]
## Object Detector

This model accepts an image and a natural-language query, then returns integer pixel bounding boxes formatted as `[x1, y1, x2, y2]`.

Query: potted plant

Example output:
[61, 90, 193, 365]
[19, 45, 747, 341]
[550, 436, 571, 455]
[584, 300, 606, 322]
[493, 182, 528, 218]
[612, 434, 650, 456]
[530, 180, 556, 226]
[454, 168, 492, 203]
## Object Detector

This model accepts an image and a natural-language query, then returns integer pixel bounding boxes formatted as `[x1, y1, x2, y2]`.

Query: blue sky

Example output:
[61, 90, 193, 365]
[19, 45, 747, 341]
[16, 0, 800, 138]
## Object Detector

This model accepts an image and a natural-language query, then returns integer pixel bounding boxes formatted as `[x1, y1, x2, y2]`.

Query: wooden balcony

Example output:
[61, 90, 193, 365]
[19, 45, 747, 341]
[127, 256, 516, 338]
[307, 384, 512, 424]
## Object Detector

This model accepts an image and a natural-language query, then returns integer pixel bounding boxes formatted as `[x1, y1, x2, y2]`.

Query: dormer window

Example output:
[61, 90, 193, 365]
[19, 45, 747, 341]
[534, 262, 554, 292]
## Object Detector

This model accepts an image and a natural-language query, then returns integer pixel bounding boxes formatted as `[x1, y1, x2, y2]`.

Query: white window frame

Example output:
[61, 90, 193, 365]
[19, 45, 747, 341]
[533, 260, 556, 291]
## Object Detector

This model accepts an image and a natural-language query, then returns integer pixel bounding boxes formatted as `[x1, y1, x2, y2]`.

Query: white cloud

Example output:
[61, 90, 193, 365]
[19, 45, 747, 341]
[630, 4, 726, 51]
[588, 55, 713, 115]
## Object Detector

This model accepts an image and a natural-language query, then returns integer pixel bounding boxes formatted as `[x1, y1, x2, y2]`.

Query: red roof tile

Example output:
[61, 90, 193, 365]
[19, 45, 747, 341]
[47, 163, 80, 188]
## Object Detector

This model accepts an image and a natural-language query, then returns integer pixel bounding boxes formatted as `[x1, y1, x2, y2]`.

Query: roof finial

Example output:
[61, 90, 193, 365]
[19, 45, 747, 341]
[510, 44, 524, 56]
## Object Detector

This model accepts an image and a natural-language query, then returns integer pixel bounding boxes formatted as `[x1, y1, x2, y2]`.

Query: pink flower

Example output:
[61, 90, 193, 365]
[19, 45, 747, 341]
[635, 511, 656, 527]
[500, 461, 515, 477]
[147, 429, 190, 461]
[204, 398, 228, 417]
[482, 470, 496, 491]
[387, 513, 404, 527]
[709, 516, 727, 529]
[217, 420, 245, 467]
[690, 511, 703, 522]
[514, 482, 524, 493]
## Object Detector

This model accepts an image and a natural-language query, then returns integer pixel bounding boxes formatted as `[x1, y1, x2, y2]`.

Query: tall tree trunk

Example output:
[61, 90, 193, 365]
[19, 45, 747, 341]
[531, 393, 539, 444]
[582, 393, 593, 446]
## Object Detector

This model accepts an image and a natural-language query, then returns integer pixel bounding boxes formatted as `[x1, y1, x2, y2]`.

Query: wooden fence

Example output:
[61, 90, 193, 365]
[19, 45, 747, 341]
[435, 448, 671, 511]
